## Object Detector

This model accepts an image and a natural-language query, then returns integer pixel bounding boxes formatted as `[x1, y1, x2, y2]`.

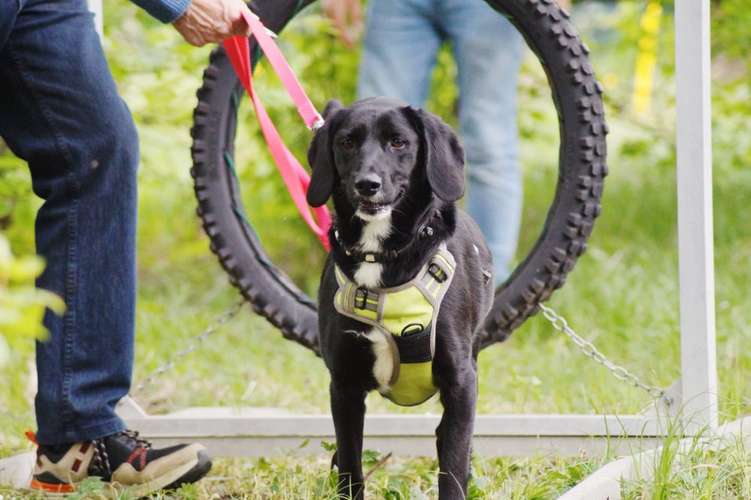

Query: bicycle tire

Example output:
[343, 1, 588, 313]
[189, 0, 608, 355]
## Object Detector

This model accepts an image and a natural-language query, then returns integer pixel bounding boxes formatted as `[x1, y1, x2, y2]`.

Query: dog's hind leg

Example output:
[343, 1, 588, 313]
[436, 367, 477, 500]
[330, 382, 367, 499]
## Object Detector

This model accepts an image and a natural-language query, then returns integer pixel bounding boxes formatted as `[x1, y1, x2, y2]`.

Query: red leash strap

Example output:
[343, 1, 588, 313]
[223, 12, 331, 250]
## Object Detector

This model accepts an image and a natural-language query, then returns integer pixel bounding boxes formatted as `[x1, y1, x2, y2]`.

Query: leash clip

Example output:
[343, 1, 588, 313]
[310, 116, 325, 132]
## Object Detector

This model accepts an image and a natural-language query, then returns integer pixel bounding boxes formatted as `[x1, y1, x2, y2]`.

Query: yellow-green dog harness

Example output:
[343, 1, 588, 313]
[333, 245, 456, 406]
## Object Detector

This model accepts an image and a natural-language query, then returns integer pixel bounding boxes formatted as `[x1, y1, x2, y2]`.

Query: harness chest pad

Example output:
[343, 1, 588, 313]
[333, 246, 456, 406]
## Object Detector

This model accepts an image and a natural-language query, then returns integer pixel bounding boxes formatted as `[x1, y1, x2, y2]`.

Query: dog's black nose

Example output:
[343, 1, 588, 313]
[354, 174, 382, 197]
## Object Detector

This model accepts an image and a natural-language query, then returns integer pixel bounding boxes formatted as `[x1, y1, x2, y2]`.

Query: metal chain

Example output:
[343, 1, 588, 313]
[131, 300, 245, 396]
[131, 298, 664, 404]
[538, 304, 667, 401]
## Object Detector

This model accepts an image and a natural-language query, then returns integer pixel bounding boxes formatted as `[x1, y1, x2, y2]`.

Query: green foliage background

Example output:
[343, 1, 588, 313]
[1, 0, 751, 496]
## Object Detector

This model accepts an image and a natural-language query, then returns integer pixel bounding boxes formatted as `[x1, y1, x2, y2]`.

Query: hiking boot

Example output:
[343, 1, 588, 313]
[29, 430, 211, 497]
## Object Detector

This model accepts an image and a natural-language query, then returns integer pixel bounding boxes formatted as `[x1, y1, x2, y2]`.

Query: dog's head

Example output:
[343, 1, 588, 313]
[306, 97, 465, 221]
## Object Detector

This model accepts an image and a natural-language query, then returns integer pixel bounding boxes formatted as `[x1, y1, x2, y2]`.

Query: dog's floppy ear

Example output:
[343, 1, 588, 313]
[307, 100, 344, 207]
[403, 106, 465, 202]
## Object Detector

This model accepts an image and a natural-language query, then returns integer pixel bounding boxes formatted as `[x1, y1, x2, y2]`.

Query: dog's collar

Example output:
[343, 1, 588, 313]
[332, 210, 440, 264]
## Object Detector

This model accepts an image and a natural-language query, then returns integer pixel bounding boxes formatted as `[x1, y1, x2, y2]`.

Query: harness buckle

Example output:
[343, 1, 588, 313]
[355, 287, 370, 310]
[401, 323, 424, 336]
[311, 116, 325, 131]
[428, 263, 448, 283]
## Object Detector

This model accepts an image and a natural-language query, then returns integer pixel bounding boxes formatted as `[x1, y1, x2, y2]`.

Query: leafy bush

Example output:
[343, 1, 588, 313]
[0, 233, 64, 365]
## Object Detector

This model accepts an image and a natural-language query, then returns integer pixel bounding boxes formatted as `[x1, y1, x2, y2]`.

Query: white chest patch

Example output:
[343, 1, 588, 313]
[364, 328, 393, 391]
[354, 264, 383, 288]
[353, 212, 392, 288]
[352, 212, 394, 388]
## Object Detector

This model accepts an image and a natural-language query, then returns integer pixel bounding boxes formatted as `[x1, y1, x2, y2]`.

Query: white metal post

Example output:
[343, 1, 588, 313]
[675, 0, 718, 430]
[88, 0, 103, 37]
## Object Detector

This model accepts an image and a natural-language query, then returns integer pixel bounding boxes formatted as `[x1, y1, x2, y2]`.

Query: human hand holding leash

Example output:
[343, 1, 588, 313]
[173, 0, 254, 47]
[321, 0, 363, 48]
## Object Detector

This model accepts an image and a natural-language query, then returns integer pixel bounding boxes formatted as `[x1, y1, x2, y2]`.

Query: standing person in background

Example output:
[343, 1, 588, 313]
[323, 0, 524, 283]
[0, 0, 252, 495]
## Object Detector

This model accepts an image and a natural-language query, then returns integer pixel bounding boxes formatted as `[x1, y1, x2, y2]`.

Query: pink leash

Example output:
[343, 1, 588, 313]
[223, 11, 331, 250]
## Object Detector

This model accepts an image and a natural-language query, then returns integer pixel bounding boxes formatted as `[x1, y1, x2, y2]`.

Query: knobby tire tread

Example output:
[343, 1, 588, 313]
[189, 0, 607, 355]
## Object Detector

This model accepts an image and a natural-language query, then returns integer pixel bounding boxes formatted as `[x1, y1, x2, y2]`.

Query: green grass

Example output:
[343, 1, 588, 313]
[3, 3, 751, 499]
[0, 452, 595, 499]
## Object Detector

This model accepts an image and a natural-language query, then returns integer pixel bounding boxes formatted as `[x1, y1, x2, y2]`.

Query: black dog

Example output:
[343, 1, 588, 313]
[308, 97, 494, 499]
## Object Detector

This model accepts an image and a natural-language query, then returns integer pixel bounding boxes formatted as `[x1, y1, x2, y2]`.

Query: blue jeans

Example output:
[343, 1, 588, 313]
[358, 0, 523, 282]
[0, 0, 137, 445]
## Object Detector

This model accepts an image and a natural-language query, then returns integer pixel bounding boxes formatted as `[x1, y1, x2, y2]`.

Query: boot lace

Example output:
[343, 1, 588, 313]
[90, 439, 112, 481]
[120, 429, 153, 449]
[89, 430, 152, 480]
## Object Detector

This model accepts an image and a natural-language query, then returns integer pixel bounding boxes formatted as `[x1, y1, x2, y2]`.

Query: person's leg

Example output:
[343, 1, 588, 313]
[442, 0, 524, 283]
[0, 0, 18, 48]
[357, 0, 443, 106]
[0, 0, 137, 445]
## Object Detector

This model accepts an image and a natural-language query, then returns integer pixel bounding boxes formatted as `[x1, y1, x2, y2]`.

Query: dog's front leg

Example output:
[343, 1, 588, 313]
[436, 368, 477, 499]
[330, 381, 367, 499]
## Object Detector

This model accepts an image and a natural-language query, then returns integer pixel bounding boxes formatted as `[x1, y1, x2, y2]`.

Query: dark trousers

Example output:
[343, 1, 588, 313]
[0, 0, 137, 445]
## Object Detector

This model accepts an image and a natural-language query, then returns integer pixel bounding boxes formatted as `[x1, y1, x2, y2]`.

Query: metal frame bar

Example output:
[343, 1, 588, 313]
[120, 399, 666, 458]
[118, 0, 719, 457]
[561, 416, 751, 500]
[675, 0, 718, 431]
[88, 0, 103, 36]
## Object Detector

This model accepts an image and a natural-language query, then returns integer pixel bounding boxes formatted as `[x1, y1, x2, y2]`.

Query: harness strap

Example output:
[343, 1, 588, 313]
[333, 247, 457, 405]
[334, 246, 456, 337]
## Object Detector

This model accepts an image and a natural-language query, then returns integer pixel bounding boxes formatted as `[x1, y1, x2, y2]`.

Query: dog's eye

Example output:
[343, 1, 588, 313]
[389, 136, 407, 150]
[339, 136, 354, 150]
